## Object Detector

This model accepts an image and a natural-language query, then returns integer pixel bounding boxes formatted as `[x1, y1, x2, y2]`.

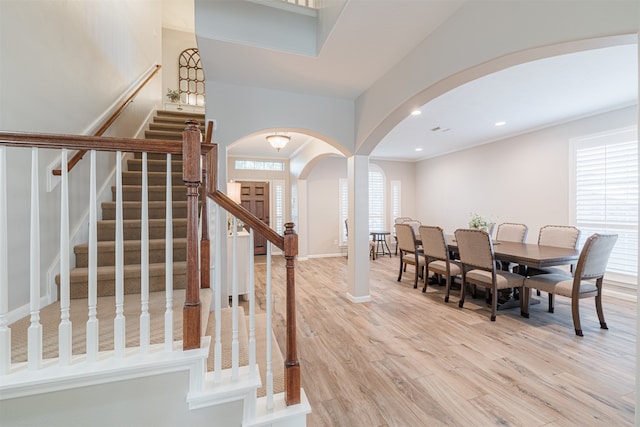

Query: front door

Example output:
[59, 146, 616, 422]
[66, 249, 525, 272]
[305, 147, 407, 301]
[240, 181, 270, 255]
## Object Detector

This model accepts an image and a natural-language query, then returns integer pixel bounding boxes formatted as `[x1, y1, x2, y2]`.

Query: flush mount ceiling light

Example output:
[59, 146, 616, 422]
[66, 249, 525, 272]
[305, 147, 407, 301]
[411, 110, 422, 116]
[495, 121, 507, 127]
[266, 133, 290, 152]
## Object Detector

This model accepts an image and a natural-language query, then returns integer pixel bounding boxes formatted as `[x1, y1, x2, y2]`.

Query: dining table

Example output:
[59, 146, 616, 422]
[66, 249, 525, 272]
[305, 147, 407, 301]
[446, 236, 580, 309]
[370, 230, 392, 258]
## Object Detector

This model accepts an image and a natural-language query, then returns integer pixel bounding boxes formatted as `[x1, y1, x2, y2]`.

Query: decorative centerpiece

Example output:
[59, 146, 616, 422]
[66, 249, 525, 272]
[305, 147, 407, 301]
[228, 215, 245, 234]
[468, 212, 494, 233]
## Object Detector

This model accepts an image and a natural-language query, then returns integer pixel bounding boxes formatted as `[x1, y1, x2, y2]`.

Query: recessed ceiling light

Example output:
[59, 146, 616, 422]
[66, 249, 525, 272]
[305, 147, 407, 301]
[495, 121, 506, 127]
[415, 148, 423, 152]
[411, 110, 422, 116]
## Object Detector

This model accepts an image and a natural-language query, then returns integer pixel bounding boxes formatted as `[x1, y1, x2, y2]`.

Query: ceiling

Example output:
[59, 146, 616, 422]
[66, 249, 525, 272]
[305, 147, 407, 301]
[165, 0, 638, 162]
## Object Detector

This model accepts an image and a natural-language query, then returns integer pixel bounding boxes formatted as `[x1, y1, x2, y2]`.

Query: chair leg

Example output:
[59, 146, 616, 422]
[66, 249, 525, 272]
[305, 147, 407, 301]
[595, 293, 608, 330]
[490, 287, 498, 321]
[521, 287, 530, 318]
[571, 298, 583, 336]
[397, 258, 403, 282]
[444, 275, 450, 302]
[422, 269, 428, 293]
[458, 276, 466, 308]
[548, 293, 554, 313]
[413, 266, 419, 289]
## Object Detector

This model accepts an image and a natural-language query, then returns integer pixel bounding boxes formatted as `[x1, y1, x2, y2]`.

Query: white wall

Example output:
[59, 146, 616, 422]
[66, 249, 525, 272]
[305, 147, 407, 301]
[0, 1, 162, 312]
[304, 156, 416, 256]
[415, 106, 638, 242]
[0, 370, 242, 426]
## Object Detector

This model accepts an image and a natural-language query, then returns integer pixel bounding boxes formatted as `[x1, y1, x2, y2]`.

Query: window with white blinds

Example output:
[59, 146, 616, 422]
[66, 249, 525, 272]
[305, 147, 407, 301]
[572, 126, 638, 281]
[339, 178, 348, 245]
[390, 180, 401, 231]
[272, 179, 285, 234]
[369, 164, 385, 231]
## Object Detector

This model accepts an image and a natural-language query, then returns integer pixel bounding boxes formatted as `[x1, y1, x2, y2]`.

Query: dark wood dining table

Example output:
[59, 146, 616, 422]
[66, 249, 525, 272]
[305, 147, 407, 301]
[445, 237, 580, 309]
[446, 237, 580, 270]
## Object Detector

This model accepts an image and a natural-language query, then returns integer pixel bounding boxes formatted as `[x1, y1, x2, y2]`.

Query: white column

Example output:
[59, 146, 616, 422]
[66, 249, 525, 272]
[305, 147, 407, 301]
[114, 151, 125, 357]
[164, 153, 174, 352]
[86, 150, 99, 362]
[295, 179, 309, 260]
[347, 155, 371, 302]
[58, 150, 72, 365]
[0, 147, 10, 374]
[28, 148, 42, 370]
[140, 152, 150, 352]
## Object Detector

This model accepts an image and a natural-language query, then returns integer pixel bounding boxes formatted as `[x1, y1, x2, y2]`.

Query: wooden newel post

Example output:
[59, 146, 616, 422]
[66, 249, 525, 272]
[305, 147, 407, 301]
[183, 120, 202, 350]
[200, 123, 214, 290]
[284, 222, 301, 406]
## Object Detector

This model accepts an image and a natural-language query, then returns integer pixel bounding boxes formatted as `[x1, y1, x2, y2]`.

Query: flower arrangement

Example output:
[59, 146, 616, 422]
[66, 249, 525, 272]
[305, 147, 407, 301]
[166, 88, 180, 103]
[227, 215, 245, 233]
[468, 212, 493, 230]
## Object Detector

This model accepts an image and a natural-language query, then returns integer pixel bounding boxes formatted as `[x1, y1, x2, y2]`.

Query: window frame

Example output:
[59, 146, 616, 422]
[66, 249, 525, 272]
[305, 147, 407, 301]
[569, 125, 638, 286]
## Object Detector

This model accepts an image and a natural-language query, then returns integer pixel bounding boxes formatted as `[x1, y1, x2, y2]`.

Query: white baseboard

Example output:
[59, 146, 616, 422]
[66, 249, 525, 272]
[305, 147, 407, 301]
[7, 295, 51, 324]
[346, 293, 371, 303]
[307, 253, 344, 259]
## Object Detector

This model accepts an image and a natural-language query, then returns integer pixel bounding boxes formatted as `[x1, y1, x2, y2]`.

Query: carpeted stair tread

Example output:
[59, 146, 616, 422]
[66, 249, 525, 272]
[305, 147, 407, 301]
[74, 238, 187, 267]
[111, 185, 188, 202]
[122, 171, 184, 186]
[97, 218, 187, 241]
[155, 110, 205, 121]
[144, 130, 184, 141]
[57, 261, 187, 299]
[149, 122, 191, 132]
[127, 158, 185, 172]
[10, 288, 212, 363]
[101, 200, 190, 220]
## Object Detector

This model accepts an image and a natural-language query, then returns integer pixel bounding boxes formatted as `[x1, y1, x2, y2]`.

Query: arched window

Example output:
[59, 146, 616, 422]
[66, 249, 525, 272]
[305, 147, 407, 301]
[179, 48, 205, 106]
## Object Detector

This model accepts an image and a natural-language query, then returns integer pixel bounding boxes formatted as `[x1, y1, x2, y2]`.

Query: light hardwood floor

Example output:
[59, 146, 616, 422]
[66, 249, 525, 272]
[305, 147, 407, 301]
[253, 254, 636, 427]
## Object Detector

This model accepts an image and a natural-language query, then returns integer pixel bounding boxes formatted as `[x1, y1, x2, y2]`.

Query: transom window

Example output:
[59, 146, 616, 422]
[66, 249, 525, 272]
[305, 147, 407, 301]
[234, 160, 284, 171]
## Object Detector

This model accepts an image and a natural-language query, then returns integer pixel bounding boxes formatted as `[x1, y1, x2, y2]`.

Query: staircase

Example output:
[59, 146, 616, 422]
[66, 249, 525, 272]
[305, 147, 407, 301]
[55, 110, 204, 299]
[2, 113, 310, 426]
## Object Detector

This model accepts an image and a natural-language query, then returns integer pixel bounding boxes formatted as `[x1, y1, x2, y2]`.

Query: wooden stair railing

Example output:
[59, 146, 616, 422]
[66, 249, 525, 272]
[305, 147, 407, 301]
[2, 119, 302, 407]
[52, 64, 161, 176]
[0, 126, 212, 355]
[200, 121, 300, 406]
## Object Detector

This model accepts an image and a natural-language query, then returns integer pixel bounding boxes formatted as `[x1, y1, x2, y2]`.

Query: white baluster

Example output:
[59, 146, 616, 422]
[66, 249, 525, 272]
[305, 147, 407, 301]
[249, 229, 256, 376]
[0, 147, 11, 374]
[164, 153, 173, 352]
[28, 147, 42, 370]
[140, 152, 150, 352]
[231, 217, 239, 380]
[58, 150, 72, 365]
[114, 151, 125, 357]
[213, 205, 222, 383]
[266, 243, 274, 410]
[86, 150, 99, 362]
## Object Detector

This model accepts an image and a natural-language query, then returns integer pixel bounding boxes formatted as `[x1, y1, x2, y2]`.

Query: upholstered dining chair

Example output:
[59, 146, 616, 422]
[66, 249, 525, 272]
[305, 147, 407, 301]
[495, 222, 528, 243]
[454, 228, 525, 321]
[495, 222, 528, 272]
[418, 225, 461, 300]
[395, 223, 425, 289]
[521, 233, 618, 336]
[527, 225, 581, 312]
[393, 217, 413, 255]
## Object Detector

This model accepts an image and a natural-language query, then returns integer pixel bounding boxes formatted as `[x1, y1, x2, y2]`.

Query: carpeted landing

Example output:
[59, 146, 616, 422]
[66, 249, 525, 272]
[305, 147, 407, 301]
[9, 290, 284, 397]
